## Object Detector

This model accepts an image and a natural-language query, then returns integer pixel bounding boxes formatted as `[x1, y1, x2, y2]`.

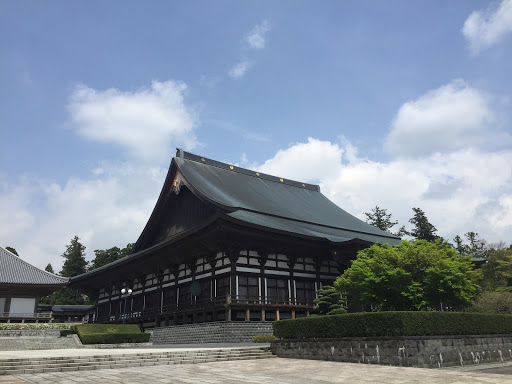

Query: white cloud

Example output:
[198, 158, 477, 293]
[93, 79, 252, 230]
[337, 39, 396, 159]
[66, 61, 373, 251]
[256, 138, 512, 245]
[228, 59, 252, 79]
[385, 80, 496, 157]
[68, 80, 198, 162]
[227, 19, 272, 79]
[0, 163, 165, 271]
[246, 19, 272, 50]
[463, 0, 512, 54]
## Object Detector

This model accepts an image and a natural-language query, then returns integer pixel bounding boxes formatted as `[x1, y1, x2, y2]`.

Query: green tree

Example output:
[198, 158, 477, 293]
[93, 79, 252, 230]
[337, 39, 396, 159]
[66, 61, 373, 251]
[464, 232, 486, 258]
[364, 206, 408, 237]
[364, 206, 397, 232]
[469, 291, 512, 314]
[408, 208, 439, 241]
[89, 243, 134, 271]
[45, 263, 55, 274]
[313, 285, 346, 315]
[480, 242, 512, 291]
[5, 246, 18, 256]
[335, 240, 481, 311]
[41, 236, 90, 306]
[60, 236, 87, 277]
[39, 288, 89, 306]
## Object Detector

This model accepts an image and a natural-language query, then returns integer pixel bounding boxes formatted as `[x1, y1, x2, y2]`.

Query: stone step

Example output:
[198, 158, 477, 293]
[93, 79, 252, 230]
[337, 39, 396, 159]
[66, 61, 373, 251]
[0, 351, 273, 369]
[0, 347, 274, 375]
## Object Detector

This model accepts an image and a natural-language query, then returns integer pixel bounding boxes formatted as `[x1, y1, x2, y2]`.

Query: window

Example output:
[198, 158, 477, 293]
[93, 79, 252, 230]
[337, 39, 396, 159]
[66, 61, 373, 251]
[295, 280, 316, 305]
[178, 282, 192, 308]
[267, 278, 289, 304]
[238, 275, 259, 301]
[216, 276, 230, 298]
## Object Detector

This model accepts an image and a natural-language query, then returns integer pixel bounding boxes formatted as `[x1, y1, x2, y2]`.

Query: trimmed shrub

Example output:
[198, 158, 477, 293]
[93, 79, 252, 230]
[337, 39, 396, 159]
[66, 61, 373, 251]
[252, 335, 276, 343]
[79, 333, 150, 344]
[60, 329, 76, 337]
[74, 324, 149, 344]
[272, 312, 512, 339]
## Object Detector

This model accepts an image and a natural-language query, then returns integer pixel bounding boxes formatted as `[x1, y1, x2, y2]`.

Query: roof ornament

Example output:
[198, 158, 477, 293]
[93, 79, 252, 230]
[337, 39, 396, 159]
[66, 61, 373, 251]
[172, 176, 182, 195]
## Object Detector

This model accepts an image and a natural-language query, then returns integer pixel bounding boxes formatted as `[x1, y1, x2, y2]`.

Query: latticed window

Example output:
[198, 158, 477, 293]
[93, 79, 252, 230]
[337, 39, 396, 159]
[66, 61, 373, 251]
[267, 278, 289, 304]
[178, 282, 192, 308]
[238, 275, 259, 301]
[295, 280, 316, 305]
[216, 276, 230, 298]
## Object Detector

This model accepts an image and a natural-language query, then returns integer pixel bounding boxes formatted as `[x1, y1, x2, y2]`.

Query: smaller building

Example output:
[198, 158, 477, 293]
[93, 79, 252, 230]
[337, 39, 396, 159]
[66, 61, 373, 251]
[0, 246, 68, 323]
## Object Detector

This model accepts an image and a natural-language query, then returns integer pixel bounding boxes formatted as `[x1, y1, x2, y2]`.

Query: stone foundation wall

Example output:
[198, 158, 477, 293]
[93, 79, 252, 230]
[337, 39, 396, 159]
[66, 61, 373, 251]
[151, 321, 273, 344]
[271, 335, 512, 368]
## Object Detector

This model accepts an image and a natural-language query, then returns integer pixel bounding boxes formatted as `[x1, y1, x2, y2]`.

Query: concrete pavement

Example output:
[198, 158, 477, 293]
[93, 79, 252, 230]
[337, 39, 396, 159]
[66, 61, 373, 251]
[1, 345, 511, 383]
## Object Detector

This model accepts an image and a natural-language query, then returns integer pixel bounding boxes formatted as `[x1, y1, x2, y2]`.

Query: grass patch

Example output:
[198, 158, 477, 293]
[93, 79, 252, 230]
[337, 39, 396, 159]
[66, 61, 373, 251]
[252, 335, 276, 343]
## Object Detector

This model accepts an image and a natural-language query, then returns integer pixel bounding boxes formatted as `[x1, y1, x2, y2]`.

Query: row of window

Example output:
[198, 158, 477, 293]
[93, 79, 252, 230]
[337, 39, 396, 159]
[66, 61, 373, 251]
[99, 250, 340, 298]
[98, 276, 329, 317]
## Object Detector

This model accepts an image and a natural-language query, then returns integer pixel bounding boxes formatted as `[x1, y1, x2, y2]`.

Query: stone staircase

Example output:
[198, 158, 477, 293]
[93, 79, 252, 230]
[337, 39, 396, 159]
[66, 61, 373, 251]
[0, 346, 275, 375]
[0, 330, 79, 350]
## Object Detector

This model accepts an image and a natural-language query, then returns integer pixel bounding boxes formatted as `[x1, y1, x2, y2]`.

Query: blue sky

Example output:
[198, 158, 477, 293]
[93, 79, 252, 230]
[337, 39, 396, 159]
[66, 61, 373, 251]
[1, 1, 511, 270]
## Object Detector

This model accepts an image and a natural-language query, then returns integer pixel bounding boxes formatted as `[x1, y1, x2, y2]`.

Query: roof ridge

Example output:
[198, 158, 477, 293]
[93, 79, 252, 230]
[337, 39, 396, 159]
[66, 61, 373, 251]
[176, 148, 320, 192]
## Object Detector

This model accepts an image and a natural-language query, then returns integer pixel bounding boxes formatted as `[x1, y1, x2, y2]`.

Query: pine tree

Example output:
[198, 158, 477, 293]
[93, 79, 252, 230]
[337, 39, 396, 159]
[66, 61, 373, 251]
[408, 208, 439, 241]
[313, 286, 346, 315]
[45, 263, 55, 274]
[60, 236, 87, 277]
[364, 206, 397, 232]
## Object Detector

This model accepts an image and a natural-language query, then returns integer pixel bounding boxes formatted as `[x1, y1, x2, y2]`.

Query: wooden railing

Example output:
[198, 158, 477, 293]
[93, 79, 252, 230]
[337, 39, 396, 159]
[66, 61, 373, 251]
[95, 294, 315, 324]
[0, 312, 52, 319]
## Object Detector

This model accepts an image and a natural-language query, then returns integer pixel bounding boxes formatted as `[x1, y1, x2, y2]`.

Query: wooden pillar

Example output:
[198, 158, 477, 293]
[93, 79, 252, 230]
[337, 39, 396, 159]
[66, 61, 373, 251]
[206, 254, 217, 321]
[108, 282, 113, 321]
[188, 262, 197, 324]
[227, 248, 239, 321]
[245, 308, 250, 321]
[276, 309, 280, 321]
[170, 265, 179, 315]
[137, 273, 147, 320]
[258, 251, 269, 321]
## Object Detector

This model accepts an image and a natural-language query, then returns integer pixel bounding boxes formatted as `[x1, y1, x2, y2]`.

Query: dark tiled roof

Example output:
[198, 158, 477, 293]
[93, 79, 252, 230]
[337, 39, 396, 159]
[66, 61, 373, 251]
[0, 246, 69, 286]
[176, 150, 400, 245]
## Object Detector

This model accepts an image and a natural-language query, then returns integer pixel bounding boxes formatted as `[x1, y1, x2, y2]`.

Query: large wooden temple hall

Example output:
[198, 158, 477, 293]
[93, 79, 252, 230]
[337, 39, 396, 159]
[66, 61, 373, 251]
[70, 149, 400, 327]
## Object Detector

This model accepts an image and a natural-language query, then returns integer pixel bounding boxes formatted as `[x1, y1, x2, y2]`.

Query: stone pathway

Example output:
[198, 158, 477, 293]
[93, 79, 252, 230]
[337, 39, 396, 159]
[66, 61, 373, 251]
[5, 358, 512, 384]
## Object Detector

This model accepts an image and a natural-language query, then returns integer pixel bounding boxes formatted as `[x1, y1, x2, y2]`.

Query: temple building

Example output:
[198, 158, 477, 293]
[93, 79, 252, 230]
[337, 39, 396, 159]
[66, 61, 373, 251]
[0, 246, 68, 323]
[70, 149, 400, 328]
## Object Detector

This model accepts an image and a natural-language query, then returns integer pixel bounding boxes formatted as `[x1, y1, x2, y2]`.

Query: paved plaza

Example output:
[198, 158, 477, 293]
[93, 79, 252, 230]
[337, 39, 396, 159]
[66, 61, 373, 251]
[1, 357, 511, 384]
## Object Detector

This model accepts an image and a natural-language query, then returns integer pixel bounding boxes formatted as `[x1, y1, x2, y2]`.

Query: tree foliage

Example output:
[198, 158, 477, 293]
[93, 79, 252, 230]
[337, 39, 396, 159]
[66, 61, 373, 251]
[469, 291, 512, 314]
[480, 242, 512, 292]
[364, 206, 397, 232]
[313, 285, 346, 315]
[408, 208, 439, 241]
[45, 263, 55, 274]
[335, 240, 481, 311]
[453, 232, 486, 258]
[39, 288, 89, 306]
[364, 206, 408, 237]
[5, 246, 18, 256]
[88, 243, 134, 271]
[60, 236, 87, 277]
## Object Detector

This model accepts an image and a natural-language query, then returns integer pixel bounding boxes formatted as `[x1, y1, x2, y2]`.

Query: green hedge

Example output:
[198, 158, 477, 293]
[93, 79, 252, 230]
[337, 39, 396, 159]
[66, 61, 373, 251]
[79, 333, 150, 344]
[74, 324, 149, 344]
[273, 312, 512, 339]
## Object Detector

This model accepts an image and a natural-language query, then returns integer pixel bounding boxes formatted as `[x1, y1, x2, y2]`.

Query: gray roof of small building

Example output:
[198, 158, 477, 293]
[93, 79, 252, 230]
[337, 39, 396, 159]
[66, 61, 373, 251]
[176, 150, 400, 245]
[0, 246, 69, 286]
